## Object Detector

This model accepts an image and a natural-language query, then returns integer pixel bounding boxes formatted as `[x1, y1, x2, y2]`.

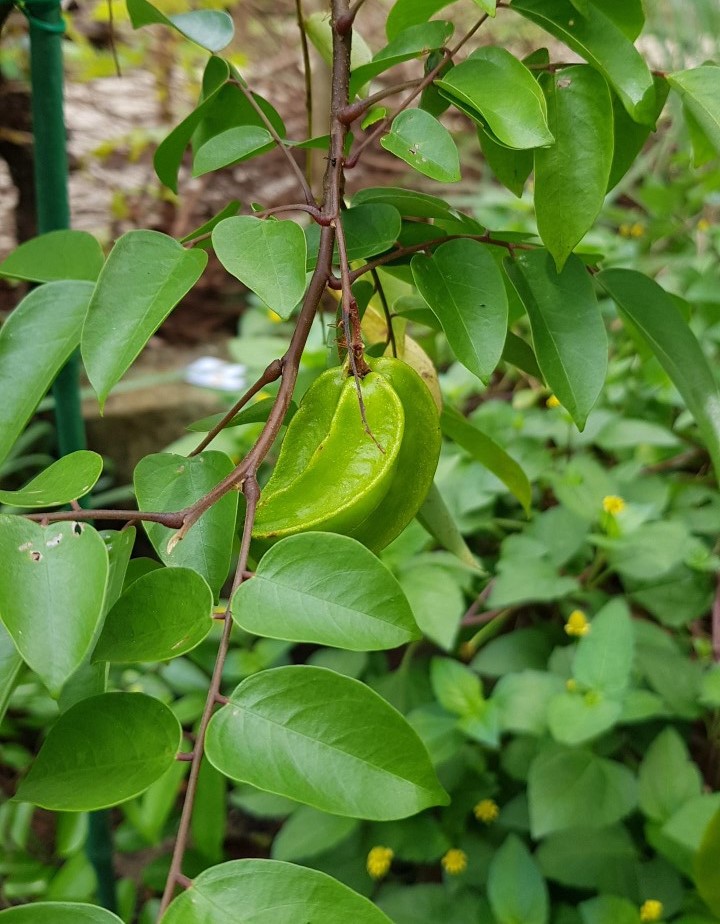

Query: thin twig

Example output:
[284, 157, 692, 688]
[370, 267, 396, 358]
[25, 508, 186, 528]
[294, 0, 314, 187]
[339, 79, 423, 125]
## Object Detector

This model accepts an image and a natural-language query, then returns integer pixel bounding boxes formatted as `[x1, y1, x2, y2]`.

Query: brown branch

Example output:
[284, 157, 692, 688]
[25, 508, 186, 528]
[339, 79, 423, 126]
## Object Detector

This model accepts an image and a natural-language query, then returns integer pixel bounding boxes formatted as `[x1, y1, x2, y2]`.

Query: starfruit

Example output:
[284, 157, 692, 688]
[252, 357, 441, 552]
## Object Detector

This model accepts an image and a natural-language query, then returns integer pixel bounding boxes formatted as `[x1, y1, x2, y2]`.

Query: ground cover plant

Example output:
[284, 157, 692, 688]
[1, 0, 720, 921]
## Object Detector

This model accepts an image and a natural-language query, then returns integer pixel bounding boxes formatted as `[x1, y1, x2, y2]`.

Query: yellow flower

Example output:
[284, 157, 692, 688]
[565, 609, 590, 637]
[640, 899, 664, 922]
[630, 222, 645, 238]
[366, 846, 393, 879]
[619, 223, 632, 237]
[441, 848, 468, 875]
[474, 799, 500, 824]
[546, 394, 561, 409]
[698, 217, 711, 232]
[602, 495, 626, 515]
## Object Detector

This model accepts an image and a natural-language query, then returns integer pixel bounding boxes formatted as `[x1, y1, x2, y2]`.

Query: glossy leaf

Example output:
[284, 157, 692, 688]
[340, 203, 402, 260]
[435, 46, 553, 149]
[535, 66, 613, 270]
[608, 76, 669, 189]
[0, 230, 104, 283]
[599, 268, 720, 477]
[193, 126, 273, 177]
[127, 0, 233, 51]
[213, 216, 307, 319]
[162, 859, 392, 923]
[381, 109, 460, 183]
[352, 186, 458, 220]
[511, 0, 656, 124]
[16, 692, 180, 810]
[0, 281, 94, 469]
[134, 451, 238, 599]
[441, 406, 531, 512]
[0, 451, 102, 509]
[479, 128, 533, 197]
[205, 666, 448, 819]
[232, 533, 419, 650]
[506, 251, 607, 429]
[82, 231, 207, 409]
[0, 517, 109, 696]
[589, 0, 645, 41]
[488, 835, 549, 924]
[411, 239, 508, 382]
[0, 904, 123, 923]
[668, 66, 720, 155]
[386, 0, 457, 40]
[93, 567, 213, 663]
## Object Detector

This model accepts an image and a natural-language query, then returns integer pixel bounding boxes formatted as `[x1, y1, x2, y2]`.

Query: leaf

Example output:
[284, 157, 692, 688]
[82, 231, 207, 409]
[511, 0, 657, 124]
[0, 517, 109, 696]
[430, 657, 484, 716]
[534, 66, 613, 270]
[441, 406, 531, 512]
[16, 692, 180, 810]
[478, 128, 533, 197]
[488, 835, 549, 924]
[639, 728, 703, 823]
[537, 825, 638, 892]
[0, 230, 104, 283]
[381, 109, 460, 183]
[205, 666, 448, 819]
[694, 808, 720, 916]
[231, 533, 419, 650]
[398, 563, 465, 650]
[272, 806, 358, 862]
[378, 885, 482, 924]
[180, 200, 241, 244]
[604, 520, 689, 582]
[193, 126, 274, 177]
[0, 281, 94, 469]
[188, 398, 297, 433]
[134, 451, 238, 599]
[528, 745, 637, 837]
[0, 904, 123, 923]
[127, 0, 233, 51]
[668, 66, 720, 155]
[495, 670, 565, 735]
[416, 481, 481, 571]
[435, 46, 554, 149]
[588, 0, 645, 41]
[339, 203, 402, 260]
[212, 216, 307, 319]
[352, 185, 458, 220]
[598, 268, 720, 478]
[573, 598, 634, 697]
[386, 0, 458, 40]
[579, 896, 640, 924]
[472, 628, 552, 677]
[0, 451, 103, 508]
[0, 621, 22, 727]
[93, 567, 213, 663]
[608, 77, 669, 189]
[506, 251, 607, 429]
[411, 239, 508, 382]
[547, 693, 622, 746]
[162, 859, 392, 923]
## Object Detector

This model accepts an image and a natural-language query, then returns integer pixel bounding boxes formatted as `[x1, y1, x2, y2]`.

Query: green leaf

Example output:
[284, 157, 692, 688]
[411, 239, 508, 382]
[416, 481, 481, 571]
[588, 0, 644, 41]
[441, 406, 531, 512]
[506, 251, 607, 429]
[488, 835, 549, 924]
[82, 231, 207, 409]
[188, 397, 297, 433]
[350, 21, 454, 97]
[579, 896, 640, 924]
[16, 692, 180, 810]
[0, 281, 94, 469]
[378, 885, 482, 924]
[272, 806, 358, 862]
[511, 0, 656, 124]
[537, 825, 638, 892]
[134, 451, 238, 599]
[340, 203, 402, 260]
[191, 760, 226, 862]
[0, 451, 103, 508]
[0, 621, 22, 727]
[381, 109, 460, 183]
[180, 200, 241, 244]
[93, 567, 213, 663]
[0, 517, 109, 696]
[547, 692, 622, 746]
[205, 666, 448, 819]
[162, 859, 392, 923]
[232, 533, 419, 651]
[430, 657, 484, 716]
[599, 268, 720, 478]
[213, 216, 307, 319]
[435, 46, 554, 149]
[478, 128, 533, 197]
[193, 126, 273, 177]
[352, 185, 458, 220]
[472, 628, 552, 677]
[398, 564, 465, 650]
[639, 728, 703, 823]
[604, 520, 689, 582]
[573, 598, 634, 697]
[127, 0, 233, 51]
[535, 66, 613, 270]
[0, 230, 104, 283]
[386, 0, 458, 40]
[668, 66, 720, 155]
[0, 904, 123, 923]
[495, 670, 565, 735]
[528, 745, 637, 837]
[694, 808, 720, 916]
[608, 77, 669, 189]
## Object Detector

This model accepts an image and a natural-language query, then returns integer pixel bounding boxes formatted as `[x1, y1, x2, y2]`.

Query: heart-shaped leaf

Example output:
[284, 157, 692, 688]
[0, 516, 109, 696]
[381, 109, 461, 183]
[206, 666, 448, 819]
[0, 451, 103, 508]
[16, 692, 180, 810]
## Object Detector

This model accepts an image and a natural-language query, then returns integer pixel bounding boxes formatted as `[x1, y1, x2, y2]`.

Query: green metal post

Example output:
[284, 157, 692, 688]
[23, 1, 117, 911]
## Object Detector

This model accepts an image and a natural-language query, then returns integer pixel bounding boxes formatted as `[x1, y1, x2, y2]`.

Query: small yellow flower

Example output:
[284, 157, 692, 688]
[602, 495, 626, 515]
[698, 217, 711, 232]
[546, 394, 561, 409]
[619, 223, 632, 237]
[630, 222, 645, 238]
[366, 846, 393, 879]
[640, 899, 664, 922]
[565, 678, 578, 692]
[565, 609, 590, 637]
[474, 799, 500, 824]
[441, 848, 468, 875]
